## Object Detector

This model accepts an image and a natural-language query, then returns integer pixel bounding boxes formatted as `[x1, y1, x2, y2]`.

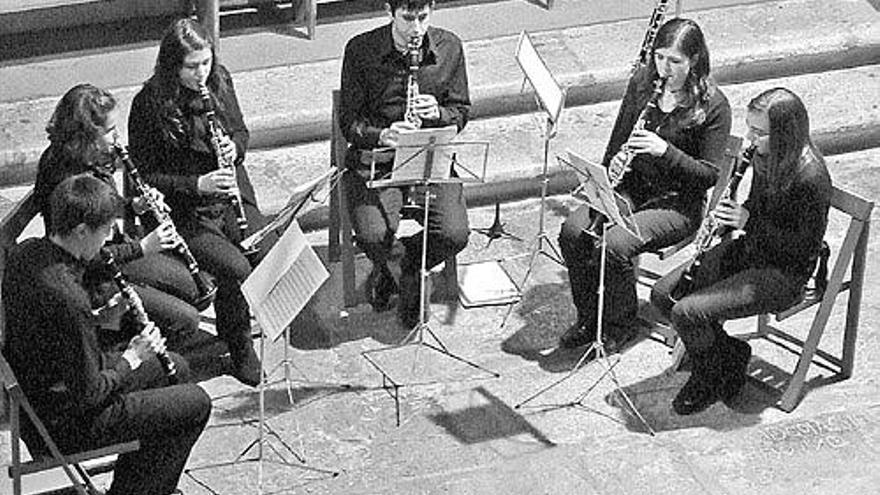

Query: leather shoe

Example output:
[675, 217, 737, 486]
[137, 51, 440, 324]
[231, 345, 263, 387]
[558, 320, 597, 349]
[603, 324, 637, 354]
[367, 267, 398, 312]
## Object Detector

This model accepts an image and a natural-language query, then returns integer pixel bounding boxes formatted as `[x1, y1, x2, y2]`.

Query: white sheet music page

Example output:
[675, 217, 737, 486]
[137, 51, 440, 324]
[241, 219, 329, 341]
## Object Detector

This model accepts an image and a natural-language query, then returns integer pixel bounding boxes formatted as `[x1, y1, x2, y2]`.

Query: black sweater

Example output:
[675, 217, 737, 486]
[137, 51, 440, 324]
[603, 67, 732, 206]
[2, 238, 134, 419]
[128, 64, 258, 226]
[736, 148, 832, 281]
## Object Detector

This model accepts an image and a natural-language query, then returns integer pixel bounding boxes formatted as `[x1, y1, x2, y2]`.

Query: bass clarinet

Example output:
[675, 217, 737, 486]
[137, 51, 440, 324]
[669, 145, 757, 301]
[100, 249, 178, 384]
[633, 0, 672, 71]
[199, 82, 250, 242]
[112, 142, 217, 311]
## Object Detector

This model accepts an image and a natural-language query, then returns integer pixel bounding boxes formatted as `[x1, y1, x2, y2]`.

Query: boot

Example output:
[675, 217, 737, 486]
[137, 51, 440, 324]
[672, 348, 723, 415]
[229, 341, 262, 387]
[720, 336, 752, 402]
[366, 265, 398, 312]
[397, 268, 422, 330]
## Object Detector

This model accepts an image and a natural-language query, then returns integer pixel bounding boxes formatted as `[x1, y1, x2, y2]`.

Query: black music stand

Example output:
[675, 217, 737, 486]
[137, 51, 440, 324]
[362, 137, 499, 426]
[514, 150, 655, 436]
[500, 31, 567, 328]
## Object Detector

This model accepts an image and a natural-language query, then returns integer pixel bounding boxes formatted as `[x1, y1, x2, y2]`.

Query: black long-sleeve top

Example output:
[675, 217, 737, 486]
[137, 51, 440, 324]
[3, 238, 135, 419]
[128, 64, 258, 226]
[34, 143, 143, 264]
[339, 23, 470, 154]
[735, 148, 832, 281]
[603, 67, 732, 206]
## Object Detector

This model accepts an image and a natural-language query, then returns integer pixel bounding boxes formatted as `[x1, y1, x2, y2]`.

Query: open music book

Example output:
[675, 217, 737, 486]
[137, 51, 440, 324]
[563, 150, 642, 241]
[241, 219, 328, 341]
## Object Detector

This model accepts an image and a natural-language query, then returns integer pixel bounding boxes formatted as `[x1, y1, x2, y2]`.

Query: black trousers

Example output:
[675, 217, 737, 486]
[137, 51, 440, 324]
[23, 354, 211, 495]
[650, 240, 805, 354]
[558, 192, 701, 331]
[343, 167, 470, 277]
[180, 201, 277, 356]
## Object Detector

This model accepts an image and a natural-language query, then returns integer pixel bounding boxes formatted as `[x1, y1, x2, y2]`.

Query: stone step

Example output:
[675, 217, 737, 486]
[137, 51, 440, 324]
[1, 0, 877, 187]
[241, 63, 880, 231]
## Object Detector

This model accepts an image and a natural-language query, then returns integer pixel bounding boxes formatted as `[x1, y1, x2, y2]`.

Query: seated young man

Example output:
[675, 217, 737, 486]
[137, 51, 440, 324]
[2, 173, 212, 495]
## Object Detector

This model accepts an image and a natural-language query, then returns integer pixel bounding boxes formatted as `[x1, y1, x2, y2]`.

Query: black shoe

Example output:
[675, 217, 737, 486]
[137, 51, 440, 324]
[603, 324, 638, 354]
[367, 267, 398, 312]
[558, 320, 597, 349]
[720, 338, 752, 401]
[230, 345, 263, 387]
[672, 369, 721, 415]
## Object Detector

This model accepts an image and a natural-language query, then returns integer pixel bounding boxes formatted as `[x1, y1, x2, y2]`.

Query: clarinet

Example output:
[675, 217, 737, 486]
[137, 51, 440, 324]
[633, 0, 671, 72]
[669, 145, 757, 301]
[609, 76, 666, 188]
[112, 143, 217, 311]
[403, 36, 423, 129]
[198, 83, 250, 241]
[99, 249, 178, 384]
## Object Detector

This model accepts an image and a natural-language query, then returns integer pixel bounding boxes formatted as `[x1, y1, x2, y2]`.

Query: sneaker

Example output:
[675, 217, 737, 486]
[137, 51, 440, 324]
[558, 320, 597, 349]
[603, 324, 638, 354]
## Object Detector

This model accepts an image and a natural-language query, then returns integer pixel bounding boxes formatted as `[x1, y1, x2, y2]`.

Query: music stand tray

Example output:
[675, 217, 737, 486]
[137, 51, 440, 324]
[360, 139, 499, 426]
[514, 149, 654, 436]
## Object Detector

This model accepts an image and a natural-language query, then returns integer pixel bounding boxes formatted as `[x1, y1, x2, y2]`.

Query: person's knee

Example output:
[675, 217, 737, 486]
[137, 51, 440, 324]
[444, 224, 470, 255]
[558, 217, 585, 248]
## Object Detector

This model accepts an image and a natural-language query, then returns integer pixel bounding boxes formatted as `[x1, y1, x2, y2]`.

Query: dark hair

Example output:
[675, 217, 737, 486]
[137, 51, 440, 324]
[748, 87, 817, 193]
[647, 17, 713, 126]
[46, 84, 117, 165]
[147, 18, 228, 142]
[49, 173, 121, 236]
[387, 0, 434, 13]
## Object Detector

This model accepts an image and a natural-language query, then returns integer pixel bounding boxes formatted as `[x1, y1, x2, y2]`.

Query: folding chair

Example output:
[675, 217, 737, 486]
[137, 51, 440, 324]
[745, 185, 873, 411]
[327, 89, 458, 308]
[667, 185, 873, 411]
[0, 191, 139, 495]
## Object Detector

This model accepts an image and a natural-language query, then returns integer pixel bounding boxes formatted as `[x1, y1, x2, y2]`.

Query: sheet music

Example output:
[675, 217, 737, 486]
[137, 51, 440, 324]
[565, 150, 642, 241]
[515, 31, 565, 124]
[379, 126, 457, 185]
[240, 168, 339, 251]
[241, 219, 329, 341]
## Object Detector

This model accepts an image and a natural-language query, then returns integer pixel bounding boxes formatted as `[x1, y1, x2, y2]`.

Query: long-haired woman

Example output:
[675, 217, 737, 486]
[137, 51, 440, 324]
[557, 18, 732, 350]
[650, 87, 832, 414]
[34, 83, 201, 351]
[129, 18, 272, 386]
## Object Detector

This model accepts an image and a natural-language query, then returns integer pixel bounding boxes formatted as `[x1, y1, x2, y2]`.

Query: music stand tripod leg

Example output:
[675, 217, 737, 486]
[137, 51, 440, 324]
[514, 220, 655, 435]
[500, 117, 564, 329]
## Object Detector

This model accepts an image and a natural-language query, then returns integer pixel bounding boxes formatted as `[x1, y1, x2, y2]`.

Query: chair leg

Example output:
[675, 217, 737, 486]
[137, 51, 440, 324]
[842, 221, 868, 378]
[11, 402, 21, 495]
[339, 182, 357, 308]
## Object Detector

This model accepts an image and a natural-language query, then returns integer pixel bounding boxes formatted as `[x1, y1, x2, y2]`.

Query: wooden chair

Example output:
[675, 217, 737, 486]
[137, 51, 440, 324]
[746, 186, 873, 411]
[667, 185, 873, 412]
[1, 191, 140, 495]
[327, 89, 458, 308]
